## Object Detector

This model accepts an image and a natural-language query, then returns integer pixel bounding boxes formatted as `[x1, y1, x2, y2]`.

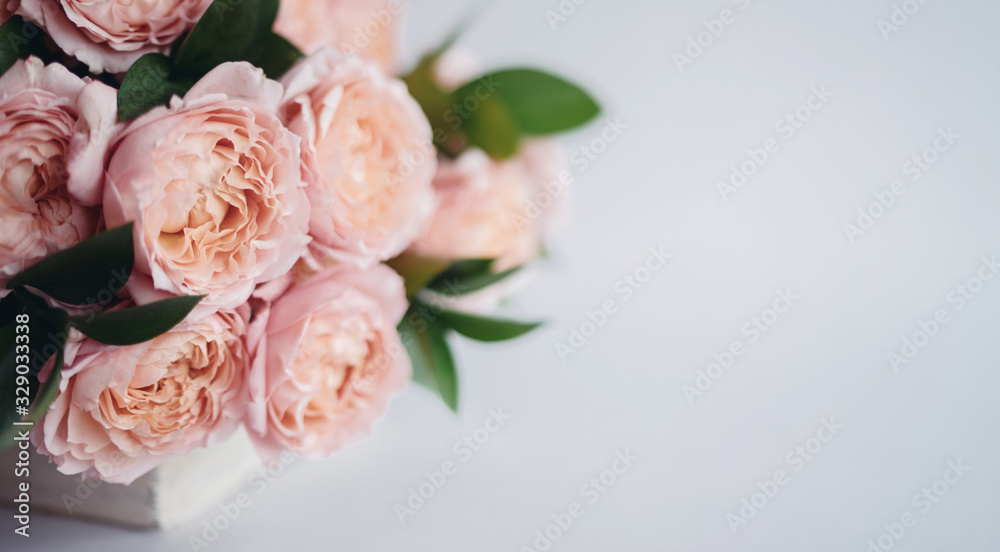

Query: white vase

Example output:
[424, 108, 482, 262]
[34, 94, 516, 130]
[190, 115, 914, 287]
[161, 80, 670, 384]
[0, 428, 261, 529]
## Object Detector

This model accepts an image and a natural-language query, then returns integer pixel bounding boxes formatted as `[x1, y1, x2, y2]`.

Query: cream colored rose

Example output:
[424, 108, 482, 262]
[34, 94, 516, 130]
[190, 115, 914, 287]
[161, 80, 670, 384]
[70, 62, 311, 314]
[0, 57, 106, 285]
[280, 49, 435, 268]
[17, 0, 214, 73]
[275, 0, 400, 72]
[246, 264, 410, 463]
[34, 307, 251, 484]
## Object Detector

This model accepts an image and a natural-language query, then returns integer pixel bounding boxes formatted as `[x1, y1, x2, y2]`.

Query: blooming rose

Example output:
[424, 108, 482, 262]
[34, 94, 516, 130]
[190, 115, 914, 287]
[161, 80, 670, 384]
[410, 140, 566, 272]
[0, 57, 109, 287]
[35, 307, 251, 484]
[245, 264, 410, 464]
[280, 49, 435, 268]
[16, 0, 213, 73]
[275, 0, 400, 72]
[69, 62, 310, 314]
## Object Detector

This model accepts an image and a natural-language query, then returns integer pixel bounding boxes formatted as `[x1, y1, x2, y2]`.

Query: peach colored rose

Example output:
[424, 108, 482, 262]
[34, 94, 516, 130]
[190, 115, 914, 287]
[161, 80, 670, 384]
[275, 0, 400, 72]
[410, 140, 567, 272]
[34, 306, 252, 484]
[0, 57, 109, 286]
[17, 0, 213, 73]
[245, 264, 409, 464]
[280, 49, 435, 268]
[69, 62, 311, 315]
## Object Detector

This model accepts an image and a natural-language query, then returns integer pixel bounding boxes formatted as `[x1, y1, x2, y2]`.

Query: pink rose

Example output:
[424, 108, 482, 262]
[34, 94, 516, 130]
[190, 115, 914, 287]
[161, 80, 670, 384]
[69, 62, 311, 315]
[411, 140, 566, 272]
[35, 307, 252, 484]
[16, 0, 213, 73]
[0, 57, 109, 285]
[280, 49, 435, 268]
[246, 264, 410, 464]
[274, 0, 401, 72]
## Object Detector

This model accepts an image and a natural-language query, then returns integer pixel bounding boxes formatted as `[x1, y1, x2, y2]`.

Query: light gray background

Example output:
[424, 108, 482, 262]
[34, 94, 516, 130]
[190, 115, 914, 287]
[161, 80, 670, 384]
[4, 0, 1000, 550]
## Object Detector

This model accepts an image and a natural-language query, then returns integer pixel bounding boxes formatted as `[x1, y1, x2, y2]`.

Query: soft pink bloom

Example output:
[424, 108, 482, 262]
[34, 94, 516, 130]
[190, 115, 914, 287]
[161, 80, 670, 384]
[432, 46, 479, 91]
[275, 0, 401, 72]
[0, 57, 108, 285]
[280, 49, 435, 268]
[34, 307, 252, 484]
[411, 140, 567, 272]
[245, 264, 410, 464]
[16, 0, 213, 73]
[69, 62, 311, 315]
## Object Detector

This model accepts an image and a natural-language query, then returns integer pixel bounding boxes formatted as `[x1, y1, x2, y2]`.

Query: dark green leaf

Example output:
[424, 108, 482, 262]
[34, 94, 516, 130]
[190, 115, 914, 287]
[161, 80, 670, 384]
[173, 0, 279, 78]
[8, 224, 133, 305]
[399, 308, 458, 412]
[402, 55, 465, 156]
[458, 69, 600, 135]
[118, 54, 192, 121]
[0, 292, 23, 324]
[247, 33, 303, 79]
[0, 16, 47, 77]
[0, 299, 68, 442]
[461, 94, 520, 159]
[70, 295, 202, 345]
[385, 255, 452, 299]
[428, 259, 522, 296]
[437, 309, 541, 342]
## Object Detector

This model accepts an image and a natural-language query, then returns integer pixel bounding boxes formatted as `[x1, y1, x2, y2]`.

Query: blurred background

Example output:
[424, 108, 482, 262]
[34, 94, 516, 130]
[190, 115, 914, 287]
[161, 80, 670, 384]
[4, 0, 1000, 550]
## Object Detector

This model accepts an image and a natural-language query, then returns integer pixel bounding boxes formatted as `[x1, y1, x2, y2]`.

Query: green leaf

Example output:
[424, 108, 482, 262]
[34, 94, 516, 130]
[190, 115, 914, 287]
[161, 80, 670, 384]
[18, 305, 68, 427]
[0, 298, 68, 442]
[458, 69, 600, 135]
[436, 309, 542, 342]
[399, 308, 458, 412]
[117, 54, 193, 121]
[173, 0, 279, 78]
[385, 255, 452, 299]
[70, 295, 202, 345]
[8, 224, 134, 306]
[247, 33, 303, 79]
[0, 16, 47, 77]
[427, 259, 522, 296]
[461, 94, 520, 159]
[402, 54, 466, 156]
[0, 291, 23, 324]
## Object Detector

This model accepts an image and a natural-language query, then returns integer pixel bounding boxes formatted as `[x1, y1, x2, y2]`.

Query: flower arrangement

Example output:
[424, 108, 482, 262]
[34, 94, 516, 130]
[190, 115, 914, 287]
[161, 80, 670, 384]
[0, 0, 598, 485]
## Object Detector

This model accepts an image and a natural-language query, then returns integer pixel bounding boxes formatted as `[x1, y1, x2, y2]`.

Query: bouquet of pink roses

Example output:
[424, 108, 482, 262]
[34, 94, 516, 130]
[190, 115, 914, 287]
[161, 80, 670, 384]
[0, 0, 597, 484]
